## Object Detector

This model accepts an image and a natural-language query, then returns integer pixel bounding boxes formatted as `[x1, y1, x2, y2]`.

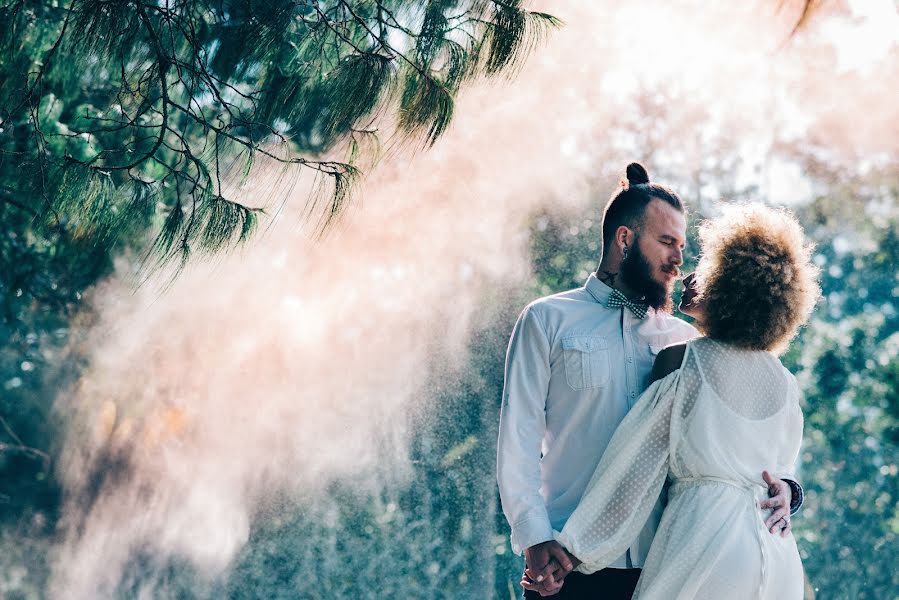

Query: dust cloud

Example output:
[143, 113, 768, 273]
[48, 1, 897, 596]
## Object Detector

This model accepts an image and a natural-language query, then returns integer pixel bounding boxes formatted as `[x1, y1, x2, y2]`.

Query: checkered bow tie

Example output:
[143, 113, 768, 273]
[606, 288, 649, 319]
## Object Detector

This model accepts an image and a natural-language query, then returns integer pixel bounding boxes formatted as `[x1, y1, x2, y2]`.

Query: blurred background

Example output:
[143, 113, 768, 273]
[0, 0, 896, 598]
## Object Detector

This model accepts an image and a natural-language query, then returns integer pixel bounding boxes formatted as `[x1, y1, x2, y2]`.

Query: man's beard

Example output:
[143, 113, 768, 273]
[620, 238, 674, 312]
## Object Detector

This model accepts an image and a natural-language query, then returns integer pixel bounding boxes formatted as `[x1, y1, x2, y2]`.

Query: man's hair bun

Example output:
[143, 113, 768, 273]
[625, 162, 650, 186]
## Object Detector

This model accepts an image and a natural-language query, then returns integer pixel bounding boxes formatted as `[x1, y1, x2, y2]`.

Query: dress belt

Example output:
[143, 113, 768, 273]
[669, 476, 770, 598]
[670, 475, 765, 492]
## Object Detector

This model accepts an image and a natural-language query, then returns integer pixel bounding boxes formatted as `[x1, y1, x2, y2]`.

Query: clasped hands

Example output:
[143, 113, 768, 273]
[521, 471, 794, 596]
[521, 540, 580, 597]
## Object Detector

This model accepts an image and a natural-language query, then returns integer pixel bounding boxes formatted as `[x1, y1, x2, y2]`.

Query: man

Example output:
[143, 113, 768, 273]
[496, 164, 802, 599]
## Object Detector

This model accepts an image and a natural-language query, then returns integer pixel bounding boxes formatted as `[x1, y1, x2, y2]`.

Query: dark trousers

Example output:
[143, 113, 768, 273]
[523, 568, 641, 600]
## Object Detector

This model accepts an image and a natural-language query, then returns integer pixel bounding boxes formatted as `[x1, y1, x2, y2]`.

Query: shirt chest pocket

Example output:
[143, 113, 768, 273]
[561, 336, 611, 390]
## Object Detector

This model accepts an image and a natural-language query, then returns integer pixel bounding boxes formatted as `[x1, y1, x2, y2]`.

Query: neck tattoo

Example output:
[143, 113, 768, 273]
[598, 270, 618, 286]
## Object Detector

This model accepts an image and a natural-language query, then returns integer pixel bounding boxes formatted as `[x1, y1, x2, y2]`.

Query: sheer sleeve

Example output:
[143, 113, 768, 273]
[555, 368, 681, 573]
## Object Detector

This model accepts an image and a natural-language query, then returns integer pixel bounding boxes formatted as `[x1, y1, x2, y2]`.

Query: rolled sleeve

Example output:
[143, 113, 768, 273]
[782, 478, 804, 515]
[496, 305, 552, 554]
[512, 506, 555, 552]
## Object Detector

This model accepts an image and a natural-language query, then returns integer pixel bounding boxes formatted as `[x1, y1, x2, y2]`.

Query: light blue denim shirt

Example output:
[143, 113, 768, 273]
[497, 274, 698, 567]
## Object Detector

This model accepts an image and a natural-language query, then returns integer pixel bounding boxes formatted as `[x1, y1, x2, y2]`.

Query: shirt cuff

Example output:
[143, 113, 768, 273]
[783, 478, 803, 515]
[511, 509, 554, 554]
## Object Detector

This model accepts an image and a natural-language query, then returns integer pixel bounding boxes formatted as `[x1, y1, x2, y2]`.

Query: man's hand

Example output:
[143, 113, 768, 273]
[520, 541, 577, 596]
[521, 569, 564, 597]
[760, 470, 793, 538]
[521, 556, 582, 597]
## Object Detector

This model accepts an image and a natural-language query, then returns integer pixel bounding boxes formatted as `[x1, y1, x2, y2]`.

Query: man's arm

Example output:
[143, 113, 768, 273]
[784, 478, 804, 515]
[496, 305, 554, 553]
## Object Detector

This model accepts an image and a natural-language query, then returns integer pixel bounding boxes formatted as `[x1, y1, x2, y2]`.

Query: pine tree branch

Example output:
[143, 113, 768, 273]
[0, 185, 39, 217]
[3, 0, 562, 267]
[0, 0, 75, 128]
[113, 4, 170, 173]
[0, 415, 50, 470]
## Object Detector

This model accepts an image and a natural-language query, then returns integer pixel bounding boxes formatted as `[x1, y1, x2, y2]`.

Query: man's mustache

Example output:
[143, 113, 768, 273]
[661, 264, 681, 278]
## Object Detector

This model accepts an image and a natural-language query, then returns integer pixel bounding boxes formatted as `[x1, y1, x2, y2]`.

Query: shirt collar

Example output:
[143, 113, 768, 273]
[584, 272, 613, 304]
[585, 273, 658, 316]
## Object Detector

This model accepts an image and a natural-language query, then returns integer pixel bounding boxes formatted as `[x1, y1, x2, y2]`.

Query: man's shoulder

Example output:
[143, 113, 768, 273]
[524, 286, 594, 315]
[650, 311, 700, 343]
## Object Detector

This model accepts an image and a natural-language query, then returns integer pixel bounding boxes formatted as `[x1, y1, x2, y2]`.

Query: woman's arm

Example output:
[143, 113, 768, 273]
[650, 343, 687, 384]
[554, 369, 682, 573]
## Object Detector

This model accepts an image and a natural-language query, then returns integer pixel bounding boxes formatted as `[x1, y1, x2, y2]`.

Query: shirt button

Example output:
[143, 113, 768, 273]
[626, 356, 633, 363]
[631, 392, 636, 397]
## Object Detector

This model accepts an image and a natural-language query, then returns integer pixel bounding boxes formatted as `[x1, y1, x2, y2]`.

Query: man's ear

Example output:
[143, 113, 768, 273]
[615, 225, 633, 253]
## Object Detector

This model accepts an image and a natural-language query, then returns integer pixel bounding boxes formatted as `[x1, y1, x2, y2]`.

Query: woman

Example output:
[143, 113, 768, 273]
[546, 203, 820, 598]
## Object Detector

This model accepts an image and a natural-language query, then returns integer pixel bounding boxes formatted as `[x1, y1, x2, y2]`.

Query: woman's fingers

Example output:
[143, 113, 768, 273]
[526, 557, 560, 583]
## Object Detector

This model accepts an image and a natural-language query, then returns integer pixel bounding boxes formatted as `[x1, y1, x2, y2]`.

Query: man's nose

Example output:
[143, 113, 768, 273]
[672, 248, 683, 266]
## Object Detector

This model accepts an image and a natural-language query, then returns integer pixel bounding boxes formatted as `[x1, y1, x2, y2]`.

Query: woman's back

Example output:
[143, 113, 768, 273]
[672, 337, 803, 488]
[556, 338, 806, 599]
[639, 338, 805, 599]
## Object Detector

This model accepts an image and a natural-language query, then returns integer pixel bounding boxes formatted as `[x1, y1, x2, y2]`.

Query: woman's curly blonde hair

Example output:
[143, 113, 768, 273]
[694, 203, 821, 354]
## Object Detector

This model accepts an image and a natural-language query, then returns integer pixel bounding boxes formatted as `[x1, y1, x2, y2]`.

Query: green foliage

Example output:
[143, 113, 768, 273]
[0, 4, 886, 597]
[782, 173, 899, 598]
[482, 2, 561, 75]
[0, 0, 560, 272]
[0, 1, 560, 590]
[0, 0, 557, 522]
[398, 68, 455, 147]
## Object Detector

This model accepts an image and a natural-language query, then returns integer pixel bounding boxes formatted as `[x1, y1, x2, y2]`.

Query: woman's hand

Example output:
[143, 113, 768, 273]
[520, 544, 582, 596]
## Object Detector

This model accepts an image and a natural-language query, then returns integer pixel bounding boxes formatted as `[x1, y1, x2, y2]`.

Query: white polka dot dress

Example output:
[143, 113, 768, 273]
[555, 338, 804, 599]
